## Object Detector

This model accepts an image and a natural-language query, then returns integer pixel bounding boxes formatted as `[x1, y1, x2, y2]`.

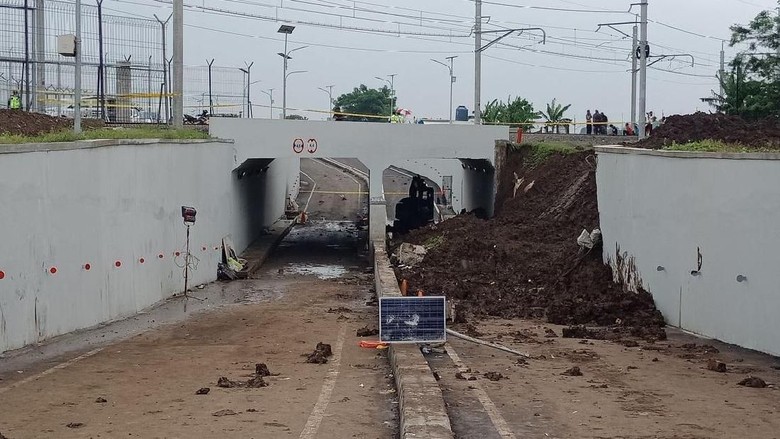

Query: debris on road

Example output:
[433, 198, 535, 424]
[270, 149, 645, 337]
[306, 342, 334, 364]
[66, 422, 85, 429]
[483, 372, 507, 381]
[212, 409, 238, 417]
[356, 326, 379, 337]
[544, 328, 558, 338]
[562, 366, 583, 377]
[393, 243, 427, 267]
[255, 363, 274, 377]
[195, 387, 210, 395]
[738, 376, 768, 388]
[706, 359, 728, 373]
[95, 397, 107, 403]
[216, 375, 268, 388]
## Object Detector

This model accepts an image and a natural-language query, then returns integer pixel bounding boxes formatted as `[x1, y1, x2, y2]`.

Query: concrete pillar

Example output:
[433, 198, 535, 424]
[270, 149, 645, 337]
[116, 61, 132, 122]
[365, 159, 389, 245]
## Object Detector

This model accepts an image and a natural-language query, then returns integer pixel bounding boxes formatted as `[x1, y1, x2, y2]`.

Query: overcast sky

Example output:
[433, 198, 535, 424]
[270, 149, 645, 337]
[105, 0, 778, 122]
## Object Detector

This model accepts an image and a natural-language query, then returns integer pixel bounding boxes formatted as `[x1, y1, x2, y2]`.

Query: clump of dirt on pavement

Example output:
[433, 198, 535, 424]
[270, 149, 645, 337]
[0, 431, 9, 439]
[0, 109, 103, 136]
[738, 376, 768, 388]
[636, 112, 780, 149]
[395, 144, 666, 340]
[483, 372, 507, 381]
[217, 375, 267, 388]
[356, 326, 379, 337]
[562, 366, 583, 377]
[306, 342, 333, 364]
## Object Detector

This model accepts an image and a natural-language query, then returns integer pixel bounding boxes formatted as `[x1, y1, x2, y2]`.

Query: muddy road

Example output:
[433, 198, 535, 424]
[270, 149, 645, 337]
[0, 159, 397, 438]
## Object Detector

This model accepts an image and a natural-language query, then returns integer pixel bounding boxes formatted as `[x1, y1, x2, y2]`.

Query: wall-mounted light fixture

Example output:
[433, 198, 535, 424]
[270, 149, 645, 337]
[736, 275, 748, 283]
[656, 266, 665, 272]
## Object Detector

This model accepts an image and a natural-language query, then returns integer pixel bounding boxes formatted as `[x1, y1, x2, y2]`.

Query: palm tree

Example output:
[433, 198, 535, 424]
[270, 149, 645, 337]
[540, 98, 572, 134]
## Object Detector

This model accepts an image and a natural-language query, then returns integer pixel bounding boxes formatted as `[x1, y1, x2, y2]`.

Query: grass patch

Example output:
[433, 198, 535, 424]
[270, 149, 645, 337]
[0, 127, 209, 145]
[422, 235, 444, 250]
[511, 141, 580, 168]
[661, 139, 780, 153]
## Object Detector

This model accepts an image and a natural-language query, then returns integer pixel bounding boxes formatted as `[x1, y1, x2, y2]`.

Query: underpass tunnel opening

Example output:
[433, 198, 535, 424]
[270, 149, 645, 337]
[272, 157, 370, 268]
[459, 158, 496, 218]
[233, 158, 276, 253]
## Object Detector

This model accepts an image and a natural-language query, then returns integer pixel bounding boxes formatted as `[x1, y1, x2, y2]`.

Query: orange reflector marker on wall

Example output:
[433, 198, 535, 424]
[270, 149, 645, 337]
[139, 258, 145, 264]
[49, 267, 57, 275]
[115, 261, 122, 268]
[0, 270, 5, 280]
[158, 253, 164, 259]
[84, 263, 91, 271]
[175, 251, 181, 257]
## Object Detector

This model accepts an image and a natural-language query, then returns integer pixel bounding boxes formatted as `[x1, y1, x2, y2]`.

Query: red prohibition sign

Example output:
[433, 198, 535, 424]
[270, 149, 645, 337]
[307, 138, 318, 154]
[292, 138, 305, 154]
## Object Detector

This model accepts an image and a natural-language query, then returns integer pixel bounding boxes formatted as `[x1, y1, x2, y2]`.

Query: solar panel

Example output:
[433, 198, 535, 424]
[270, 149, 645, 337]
[379, 296, 446, 343]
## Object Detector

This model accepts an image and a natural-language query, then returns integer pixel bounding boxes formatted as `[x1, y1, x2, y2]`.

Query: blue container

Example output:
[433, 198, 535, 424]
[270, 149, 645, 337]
[455, 106, 469, 122]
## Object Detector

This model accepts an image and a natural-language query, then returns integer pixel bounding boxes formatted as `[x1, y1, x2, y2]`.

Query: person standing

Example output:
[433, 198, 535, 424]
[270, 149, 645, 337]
[7, 90, 21, 109]
[586, 109, 593, 135]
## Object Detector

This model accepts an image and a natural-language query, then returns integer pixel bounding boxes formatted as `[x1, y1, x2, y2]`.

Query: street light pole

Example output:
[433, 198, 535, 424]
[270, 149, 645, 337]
[318, 84, 335, 120]
[172, 0, 183, 128]
[261, 88, 274, 119]
[432, 56, 457, 123]
[474, 0, 482, 125]
[239, 62, 253, 118]
[638, 1, 649, 139]
[375, 74, 397, 118]
[74, 0, 82, 133]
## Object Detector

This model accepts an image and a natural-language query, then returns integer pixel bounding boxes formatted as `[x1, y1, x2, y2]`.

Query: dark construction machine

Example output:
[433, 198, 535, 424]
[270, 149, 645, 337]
[392, 175, 435, 234]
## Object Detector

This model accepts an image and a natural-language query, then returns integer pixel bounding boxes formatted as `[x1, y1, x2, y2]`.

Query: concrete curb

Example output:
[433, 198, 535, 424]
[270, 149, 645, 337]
[238, 219, 296, 278]
[373, 242, 454, 439]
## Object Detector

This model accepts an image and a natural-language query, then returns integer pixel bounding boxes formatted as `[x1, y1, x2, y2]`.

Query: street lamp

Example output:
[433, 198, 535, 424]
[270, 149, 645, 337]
[260, 88, 274, 119]
[278, 24, 308, 119]
[431, 56, 457, 123]
[238, 61, 253, 118]
[318, 84, 335, 120]
[375, 74, 397, 119]
[283, 70, 307, 118]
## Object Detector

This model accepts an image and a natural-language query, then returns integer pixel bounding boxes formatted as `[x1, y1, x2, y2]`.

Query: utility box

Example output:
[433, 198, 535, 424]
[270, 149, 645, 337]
[57, 35, 76, 57]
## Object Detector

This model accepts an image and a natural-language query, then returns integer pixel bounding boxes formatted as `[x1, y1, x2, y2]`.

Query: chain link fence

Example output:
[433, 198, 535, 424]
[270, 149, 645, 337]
[0, 0, 245, 123]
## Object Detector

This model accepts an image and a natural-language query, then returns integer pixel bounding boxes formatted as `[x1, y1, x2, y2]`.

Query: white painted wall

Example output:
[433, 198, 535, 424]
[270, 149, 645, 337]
[0, 139, 288, 353]
[596, 146, 780, 355]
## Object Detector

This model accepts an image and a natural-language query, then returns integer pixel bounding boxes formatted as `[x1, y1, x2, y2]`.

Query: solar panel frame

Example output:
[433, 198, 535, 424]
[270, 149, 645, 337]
[378, 296, 447, 343]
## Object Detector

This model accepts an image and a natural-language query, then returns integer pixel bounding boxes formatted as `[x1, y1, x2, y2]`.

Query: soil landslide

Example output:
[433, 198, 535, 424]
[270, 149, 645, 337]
[636, 112, 780, 149]
[0, 109, 103, 136]
[395, 145, 665, 339]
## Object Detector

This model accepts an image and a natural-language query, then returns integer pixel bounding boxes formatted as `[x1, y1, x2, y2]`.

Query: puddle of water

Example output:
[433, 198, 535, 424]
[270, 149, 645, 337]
[285, 264, 347, 279]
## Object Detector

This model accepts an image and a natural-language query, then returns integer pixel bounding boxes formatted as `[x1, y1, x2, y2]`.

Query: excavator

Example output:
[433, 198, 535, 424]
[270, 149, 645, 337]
[392, 175, 435, 234]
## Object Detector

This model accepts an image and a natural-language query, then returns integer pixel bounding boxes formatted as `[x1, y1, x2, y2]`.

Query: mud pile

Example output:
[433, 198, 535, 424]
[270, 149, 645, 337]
[0, 109, 103, 136]
[395, 145, 665, 338]
[637, 112, 780, 149]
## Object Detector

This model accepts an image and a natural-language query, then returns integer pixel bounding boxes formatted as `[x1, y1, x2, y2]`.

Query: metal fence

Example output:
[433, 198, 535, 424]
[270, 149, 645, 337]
[0, 0, 245, 123]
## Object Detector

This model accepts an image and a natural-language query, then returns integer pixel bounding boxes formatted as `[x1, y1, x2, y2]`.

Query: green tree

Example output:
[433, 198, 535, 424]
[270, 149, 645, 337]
[725, 2, 780, 118]
[482, 96, 539, 130]
[285, 114, 308, 120]
[540, 98, 572, 133]
[334, 85, 395, 122]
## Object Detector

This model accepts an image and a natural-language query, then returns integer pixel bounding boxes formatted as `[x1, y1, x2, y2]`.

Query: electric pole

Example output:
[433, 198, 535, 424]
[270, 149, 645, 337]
[474, 0, 482, 125]
[638, 1, 648, 139]
[719, 41, 725, 97]
[172, 0, 183, 127]
[631, 24, 638, 133]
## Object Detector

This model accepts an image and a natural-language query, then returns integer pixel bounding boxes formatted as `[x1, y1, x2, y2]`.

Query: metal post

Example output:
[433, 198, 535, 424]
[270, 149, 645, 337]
[318, 85, 334, 120]
[389, 74, 396, 117]
[34, 0, 44, 112]
[172, 0, 183, 127]
[269, 88, 274, 119]
[147, 55, 152, 114]
[24, 0, 30, 110]
[207, 58, 214, 115]
[638, 1, 648, 139]
[97, 0, 105, 120]
[245, 62, 253, 118]
[448, 56, 456, 124]
[474, 0, 482, 124]
[56, 62, 61, 116]
[154, 14, 171, 124]
[184, 224, 190, 295]
[283, 40, 291, 120]
[74, 0, 82, 133]
[631, 25, 638, 132]
[719, 41, 725, 98]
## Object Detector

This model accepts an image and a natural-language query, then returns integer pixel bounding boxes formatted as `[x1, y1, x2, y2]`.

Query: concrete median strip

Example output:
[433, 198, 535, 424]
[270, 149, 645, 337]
[373, 242, 454, 439]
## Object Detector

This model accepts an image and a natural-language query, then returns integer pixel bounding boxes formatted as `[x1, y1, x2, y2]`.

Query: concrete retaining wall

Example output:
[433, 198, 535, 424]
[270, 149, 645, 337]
[0, 139, 289, 353]
[596, 146, 780, 355]
[373, 244, 453, 439]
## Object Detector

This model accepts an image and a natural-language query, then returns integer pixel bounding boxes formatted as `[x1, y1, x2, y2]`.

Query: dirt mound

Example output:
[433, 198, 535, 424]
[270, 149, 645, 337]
[305, 342, 333, 364]
[0, 109, 103, 136]
[636, 112, 780, 149]
[395, 145, 665, 339]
